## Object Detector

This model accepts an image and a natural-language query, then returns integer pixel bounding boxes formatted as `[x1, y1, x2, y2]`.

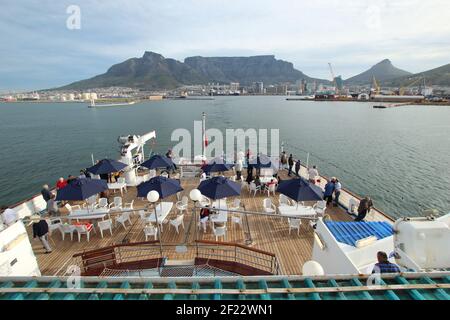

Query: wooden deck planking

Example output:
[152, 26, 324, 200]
[29, 170, 357, 276]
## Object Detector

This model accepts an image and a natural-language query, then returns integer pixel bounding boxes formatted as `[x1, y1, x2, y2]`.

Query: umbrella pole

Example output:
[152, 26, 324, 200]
[153, 202, 164, 258]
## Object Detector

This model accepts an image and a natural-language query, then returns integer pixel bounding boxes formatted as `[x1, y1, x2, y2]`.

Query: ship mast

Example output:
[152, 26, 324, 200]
[202, 112, 206, 159]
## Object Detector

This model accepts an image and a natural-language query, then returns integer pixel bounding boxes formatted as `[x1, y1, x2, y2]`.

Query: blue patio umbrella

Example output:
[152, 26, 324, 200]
[87, 158, 128, 175]
[276, 177, 323, 203]
[141, 155, 174, 169]
[137, 176, 183, 199]
[55, 178, 108, 201]
[198, 176, 241, 200]
[202, 158, 234, 173]
[249, 154, 278, 170]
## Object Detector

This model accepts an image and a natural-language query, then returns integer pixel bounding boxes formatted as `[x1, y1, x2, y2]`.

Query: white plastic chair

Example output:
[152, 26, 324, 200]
[116, 211, 132, 229]
[231, 212, 244, 228]
[279, 194, 293, 207]
[170, 214, 185, 234]
[64, 203, 82, 214]
[123, 199, 134, 210]
[241, 180, 249, 192]
[249, 182, 261, 197]
[288, 218, 302, 235]
[59, 224, 75, 241]
[213, 224, 227, 241]
[144, 224, 158, 241]
[228, 198, 241, 211]
[138, 210, 148, 223]
[266, 183, 276, 197]
[176, 196, 188, 214]
[45, 218, 62, 236]
[96, 198, 109, 210]
[313, 200, 327, 216]
[348, 198, 359, 214]
[109, 197, 123, 211]
[98, 219, 113, 238]
[75, 224, 94, 242]
[85, 195, 97, 209]
[263, 198, 276, 214]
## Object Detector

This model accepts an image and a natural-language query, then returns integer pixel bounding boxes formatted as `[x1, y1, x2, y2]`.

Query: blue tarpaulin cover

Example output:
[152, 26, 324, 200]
[325, 221, 393, 247]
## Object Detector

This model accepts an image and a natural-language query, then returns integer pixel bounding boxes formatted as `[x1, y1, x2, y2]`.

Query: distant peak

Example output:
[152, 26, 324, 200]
[142, 51, 164, 60]
[377, 59, 392, 65]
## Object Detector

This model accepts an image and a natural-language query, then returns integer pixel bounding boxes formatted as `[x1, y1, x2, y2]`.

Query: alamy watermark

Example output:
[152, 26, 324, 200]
[170, 121, 280, 163]
[66, 5, 81, 30]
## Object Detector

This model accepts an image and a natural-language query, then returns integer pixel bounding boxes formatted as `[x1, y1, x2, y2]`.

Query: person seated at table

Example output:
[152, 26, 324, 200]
[67, 175, 77, 184]
[254, 175, 261, 187]
[199, 205, 211, 232]
[267, 178, 276, 188]
[56, 177, 67, 190]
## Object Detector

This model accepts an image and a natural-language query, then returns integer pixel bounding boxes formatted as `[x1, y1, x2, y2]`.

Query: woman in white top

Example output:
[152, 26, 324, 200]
[308, 165, 319, 184]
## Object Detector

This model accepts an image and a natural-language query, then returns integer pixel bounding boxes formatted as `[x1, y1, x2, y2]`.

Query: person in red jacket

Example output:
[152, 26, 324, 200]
[56, 177, 67, 190]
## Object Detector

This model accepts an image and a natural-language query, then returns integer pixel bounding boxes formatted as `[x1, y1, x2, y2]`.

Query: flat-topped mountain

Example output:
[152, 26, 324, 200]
[345, 59, 412, 85]
[184, 55, 318, 85]
[57, 52, 327, 90]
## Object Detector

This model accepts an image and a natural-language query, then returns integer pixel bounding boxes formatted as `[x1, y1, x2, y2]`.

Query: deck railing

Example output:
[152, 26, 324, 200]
[63, 240, 280, 277]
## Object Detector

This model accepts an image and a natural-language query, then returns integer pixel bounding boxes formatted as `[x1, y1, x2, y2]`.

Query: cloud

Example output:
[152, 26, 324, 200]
[0, 0, 449, 90]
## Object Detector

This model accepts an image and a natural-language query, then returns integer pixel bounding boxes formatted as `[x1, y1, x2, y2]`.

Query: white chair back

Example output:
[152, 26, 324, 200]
[118, 177, 126, 184]
[289, 218, 302, 228]
[214, 225, 226, 237]
[98, 198, 108, 208]
[263, 198, 272, 209]
[114, 197, 122, 207]
[316, 200, 326, 210]
[98, 219, 112, 229]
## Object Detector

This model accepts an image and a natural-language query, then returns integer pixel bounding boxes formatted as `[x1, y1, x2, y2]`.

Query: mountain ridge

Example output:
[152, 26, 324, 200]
[344, 59, 412, 85]
[56, 51, 328, 90]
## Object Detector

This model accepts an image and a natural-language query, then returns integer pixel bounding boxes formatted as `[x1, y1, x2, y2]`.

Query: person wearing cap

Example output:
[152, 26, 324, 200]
[41, 184, 52, 202]
[30, 215, 52, 253]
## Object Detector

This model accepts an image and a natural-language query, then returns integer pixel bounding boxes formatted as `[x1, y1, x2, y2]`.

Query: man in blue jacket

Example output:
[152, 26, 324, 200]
[323, 178, 336, 206]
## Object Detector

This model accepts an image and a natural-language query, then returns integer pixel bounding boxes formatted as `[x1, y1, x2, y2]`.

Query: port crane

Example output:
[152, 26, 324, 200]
[371, 76, 381, 95]
[399, 77, 424, 95]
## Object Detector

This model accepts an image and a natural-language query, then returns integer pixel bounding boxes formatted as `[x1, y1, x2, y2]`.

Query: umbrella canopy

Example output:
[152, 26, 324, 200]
[249, 154, 278, 170]
[87, 158, 128, 175]
[276, 177, 323, 202]
[55, 178, 108, 201]
[137, 176, 183, 198]
[141, 155, 174, 169]
[202, 158, 234, 173]
[198, 176, 241, 200]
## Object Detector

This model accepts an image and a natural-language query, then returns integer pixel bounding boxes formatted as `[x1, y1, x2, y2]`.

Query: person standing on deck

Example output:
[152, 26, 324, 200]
[288, 154, 294, 176]
[333, 178, 342, 207]
[41, 184, 52, 202]
[355, 196, 373, 221]
[323, 178, 336, 206]
[295, 159, 301, 177]
[372, 251, 400, 274]
[46, 194, 59, 216]
[235, 158, 243, 181]
[308, 166, 319, 184]
[280, 151, 287, 170]
[30, 215, 52, 254]
[166, 149, 177, 172]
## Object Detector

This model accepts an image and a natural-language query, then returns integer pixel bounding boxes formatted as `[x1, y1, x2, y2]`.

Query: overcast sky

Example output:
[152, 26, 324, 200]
[1, 0, 450, 91]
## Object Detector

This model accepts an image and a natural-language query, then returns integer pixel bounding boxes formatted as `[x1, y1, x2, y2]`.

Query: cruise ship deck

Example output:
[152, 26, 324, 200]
[25, 166, 392, 277]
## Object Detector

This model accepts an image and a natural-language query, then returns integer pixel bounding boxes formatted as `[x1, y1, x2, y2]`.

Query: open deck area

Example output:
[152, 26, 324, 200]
[26, 168, 384, 277]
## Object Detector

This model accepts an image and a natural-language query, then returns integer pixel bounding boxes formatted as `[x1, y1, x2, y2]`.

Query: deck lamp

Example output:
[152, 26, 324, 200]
[189, 189, 202, 202]
[189, 189, 202, 242]
[147, 191, 163, 259]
